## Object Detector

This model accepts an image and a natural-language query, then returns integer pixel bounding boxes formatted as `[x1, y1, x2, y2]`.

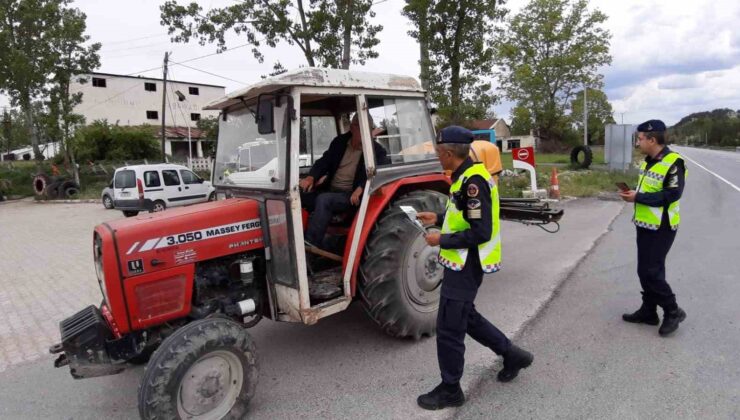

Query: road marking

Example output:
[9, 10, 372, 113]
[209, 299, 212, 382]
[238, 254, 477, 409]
[681, 152, 740, 193]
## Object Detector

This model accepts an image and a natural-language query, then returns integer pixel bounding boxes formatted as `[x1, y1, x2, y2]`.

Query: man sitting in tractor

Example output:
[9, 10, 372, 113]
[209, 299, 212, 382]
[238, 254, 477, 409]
[299, 112, 389, 250]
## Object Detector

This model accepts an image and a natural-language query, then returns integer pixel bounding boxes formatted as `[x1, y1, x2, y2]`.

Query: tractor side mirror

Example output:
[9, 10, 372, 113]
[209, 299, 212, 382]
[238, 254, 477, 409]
[256, 96, 274, 135]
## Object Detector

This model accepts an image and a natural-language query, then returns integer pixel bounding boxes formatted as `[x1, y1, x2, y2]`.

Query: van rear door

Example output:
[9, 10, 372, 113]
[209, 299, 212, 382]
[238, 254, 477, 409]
[113, 169, 137, 202]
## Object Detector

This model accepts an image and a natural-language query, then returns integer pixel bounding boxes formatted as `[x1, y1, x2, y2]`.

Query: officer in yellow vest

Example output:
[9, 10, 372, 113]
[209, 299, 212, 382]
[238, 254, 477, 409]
[416, 126, 533, 410]
[619, 119, 687, 336]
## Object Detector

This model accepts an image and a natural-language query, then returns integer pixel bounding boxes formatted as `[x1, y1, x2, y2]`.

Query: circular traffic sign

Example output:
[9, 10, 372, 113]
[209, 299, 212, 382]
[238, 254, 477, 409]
[517, 148, 530, 161]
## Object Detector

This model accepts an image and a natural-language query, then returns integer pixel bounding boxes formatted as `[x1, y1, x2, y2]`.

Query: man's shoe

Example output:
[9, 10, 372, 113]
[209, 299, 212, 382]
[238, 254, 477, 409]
[497, 344, 534, 383]
[659, 307, 686, 336]
[622, 304, 660, 325]
[417, 383, 465, 410]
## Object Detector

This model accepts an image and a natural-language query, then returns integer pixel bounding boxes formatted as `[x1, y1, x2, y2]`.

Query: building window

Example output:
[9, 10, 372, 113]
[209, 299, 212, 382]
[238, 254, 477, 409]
[190, 113, 201, 121]
[144, 82, 156, 92]
[146, 111, 159, 120]
[92, 77, 107, 88]
[189, 87, 199, 95]
[507, 139, 521, 150]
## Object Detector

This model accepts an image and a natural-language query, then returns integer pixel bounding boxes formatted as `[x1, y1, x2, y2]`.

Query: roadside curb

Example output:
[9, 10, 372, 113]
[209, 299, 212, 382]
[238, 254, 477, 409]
[451, 200, 627, 416]
[33, 198, 100, 204]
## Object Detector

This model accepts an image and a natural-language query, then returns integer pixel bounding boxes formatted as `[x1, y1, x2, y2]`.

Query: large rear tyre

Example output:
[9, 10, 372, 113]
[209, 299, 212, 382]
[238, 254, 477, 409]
[138, 318, 258, 420]
[359, 190, 448, 339]
[570, 145, 593, 169]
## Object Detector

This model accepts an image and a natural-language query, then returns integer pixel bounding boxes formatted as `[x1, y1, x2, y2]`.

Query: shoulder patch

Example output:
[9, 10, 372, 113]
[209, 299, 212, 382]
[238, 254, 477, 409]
[467, 183, 479, 197]
[669, 165, 678, 174]
[467, 198, 481, 209]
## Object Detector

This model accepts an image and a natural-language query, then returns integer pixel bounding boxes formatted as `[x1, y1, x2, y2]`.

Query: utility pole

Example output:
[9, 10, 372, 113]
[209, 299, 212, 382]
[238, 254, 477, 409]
[2, 109, 11, 161]
[583, 84, 588, 146]
[161, 52, 169, 162]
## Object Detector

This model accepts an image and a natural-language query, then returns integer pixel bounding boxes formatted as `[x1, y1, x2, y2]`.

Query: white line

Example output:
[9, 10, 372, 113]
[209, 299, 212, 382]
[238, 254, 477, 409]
[126, 242, 140, 255]
[681, 152, 740, 193]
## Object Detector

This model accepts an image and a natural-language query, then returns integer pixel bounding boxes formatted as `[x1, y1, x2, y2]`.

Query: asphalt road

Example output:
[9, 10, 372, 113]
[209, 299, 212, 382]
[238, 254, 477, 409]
[458, 146, 740, 419]
[0, 196, 623, 419]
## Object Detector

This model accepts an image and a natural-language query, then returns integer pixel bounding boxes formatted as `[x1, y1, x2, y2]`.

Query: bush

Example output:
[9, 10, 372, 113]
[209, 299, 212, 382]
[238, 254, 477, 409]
[73, 121, 160, 162]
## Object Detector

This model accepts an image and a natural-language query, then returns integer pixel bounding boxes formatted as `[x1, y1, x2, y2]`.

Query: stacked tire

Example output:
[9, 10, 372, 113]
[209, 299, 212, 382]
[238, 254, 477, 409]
[32, 174, 80, 199]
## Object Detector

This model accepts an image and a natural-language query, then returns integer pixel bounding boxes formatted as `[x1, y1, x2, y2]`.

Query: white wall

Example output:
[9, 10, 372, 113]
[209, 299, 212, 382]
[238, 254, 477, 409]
[71, 73, 224, 127]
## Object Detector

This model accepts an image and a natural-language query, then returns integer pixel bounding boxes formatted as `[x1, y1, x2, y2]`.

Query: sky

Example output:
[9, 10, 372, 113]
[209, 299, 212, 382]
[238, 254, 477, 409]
[1, 0, 739, 126]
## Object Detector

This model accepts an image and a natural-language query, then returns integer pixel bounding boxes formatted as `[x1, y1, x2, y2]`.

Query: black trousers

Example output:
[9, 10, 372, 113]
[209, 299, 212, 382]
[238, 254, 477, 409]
[636, 226, 678, 310]
[437, 292, 511, 385]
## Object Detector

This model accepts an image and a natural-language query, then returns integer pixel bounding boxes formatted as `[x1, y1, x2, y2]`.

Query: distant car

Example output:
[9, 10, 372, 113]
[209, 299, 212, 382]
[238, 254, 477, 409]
[112, 163, 216, 217]
[101, 180, 114, 209]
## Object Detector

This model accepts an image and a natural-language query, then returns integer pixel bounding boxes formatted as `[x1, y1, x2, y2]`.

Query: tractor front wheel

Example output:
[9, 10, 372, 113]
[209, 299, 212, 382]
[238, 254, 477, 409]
[138, 318, 258, 420]
[359, 190, 447, 339]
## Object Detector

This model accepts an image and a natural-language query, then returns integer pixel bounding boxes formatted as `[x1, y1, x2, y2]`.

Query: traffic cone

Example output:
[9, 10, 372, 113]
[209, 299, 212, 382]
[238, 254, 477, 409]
[548, 167, 560, 200]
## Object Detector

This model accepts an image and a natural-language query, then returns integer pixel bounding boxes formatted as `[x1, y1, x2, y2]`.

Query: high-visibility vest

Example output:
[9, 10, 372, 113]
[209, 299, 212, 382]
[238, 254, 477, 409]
[633, 151, 685, 230]
[439, 163, 501, 273]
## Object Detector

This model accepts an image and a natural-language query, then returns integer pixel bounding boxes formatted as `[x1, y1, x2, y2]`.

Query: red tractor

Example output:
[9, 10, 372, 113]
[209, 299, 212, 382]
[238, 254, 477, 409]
[51, 68, 561, 419]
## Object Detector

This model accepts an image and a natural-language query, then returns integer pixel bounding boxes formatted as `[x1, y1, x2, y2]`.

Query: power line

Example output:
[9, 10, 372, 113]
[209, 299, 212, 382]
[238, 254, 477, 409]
[124, 42, 254, 77]
[99, 33, 169, 46]
[102, 40, 174, 54]
[171, 61, 248, 85]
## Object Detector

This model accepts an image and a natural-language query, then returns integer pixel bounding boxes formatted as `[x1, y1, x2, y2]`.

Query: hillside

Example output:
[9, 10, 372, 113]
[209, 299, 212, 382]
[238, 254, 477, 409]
[669, 108, 740, 147]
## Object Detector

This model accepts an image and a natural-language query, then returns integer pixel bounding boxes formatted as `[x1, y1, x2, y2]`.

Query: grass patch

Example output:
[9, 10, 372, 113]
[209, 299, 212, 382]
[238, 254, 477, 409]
[499, 167, 638, 198]
[499, 146, 606, 168]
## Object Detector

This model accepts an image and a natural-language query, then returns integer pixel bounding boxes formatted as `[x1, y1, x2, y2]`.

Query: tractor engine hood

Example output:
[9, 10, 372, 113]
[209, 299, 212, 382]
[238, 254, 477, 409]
[105, 198, 265, 279]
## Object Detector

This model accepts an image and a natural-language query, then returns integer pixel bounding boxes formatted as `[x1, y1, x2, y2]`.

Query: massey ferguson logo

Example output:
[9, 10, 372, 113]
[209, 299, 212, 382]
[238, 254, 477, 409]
[127, 259, 144, 274]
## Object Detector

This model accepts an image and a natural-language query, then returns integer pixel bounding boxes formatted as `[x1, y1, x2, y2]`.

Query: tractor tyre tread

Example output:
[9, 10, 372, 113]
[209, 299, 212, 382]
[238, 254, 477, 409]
[138, 317, 258, 420]
[359, 189, 447, 340]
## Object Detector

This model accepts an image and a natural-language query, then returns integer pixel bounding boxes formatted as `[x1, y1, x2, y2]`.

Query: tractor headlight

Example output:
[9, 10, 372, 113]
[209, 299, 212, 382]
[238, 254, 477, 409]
[93, 232, 108, 302]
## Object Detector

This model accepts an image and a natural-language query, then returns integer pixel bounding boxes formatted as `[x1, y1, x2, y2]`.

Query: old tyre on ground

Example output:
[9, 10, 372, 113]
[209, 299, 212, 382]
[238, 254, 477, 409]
[359, 189, 448, 339]
[102, 194, 114, 209]
[123, 210, 139, 217]
[32, 174, 49, 196]
[59, 181, 80, 198]
[45, 181, 62, 199]
[138, 318, 258, 420]
[570, 145, 593, 169]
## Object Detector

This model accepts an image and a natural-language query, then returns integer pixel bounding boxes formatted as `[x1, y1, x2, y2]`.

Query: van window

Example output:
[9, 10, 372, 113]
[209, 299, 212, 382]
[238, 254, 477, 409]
[114, 170, 136, 189]
[162, 170, 180, 186]
[180, 170, 201, 185]
[144, 171, 161, 187]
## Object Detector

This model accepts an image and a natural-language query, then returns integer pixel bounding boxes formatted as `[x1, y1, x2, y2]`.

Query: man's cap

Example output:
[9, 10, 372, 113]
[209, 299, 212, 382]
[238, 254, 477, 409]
[637, 119, 666, 133]
[438, 125, 474, 144]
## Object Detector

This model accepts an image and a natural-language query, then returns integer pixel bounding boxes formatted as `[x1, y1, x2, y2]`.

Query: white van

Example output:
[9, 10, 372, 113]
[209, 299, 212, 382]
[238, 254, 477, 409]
[112, 164, 215, 217]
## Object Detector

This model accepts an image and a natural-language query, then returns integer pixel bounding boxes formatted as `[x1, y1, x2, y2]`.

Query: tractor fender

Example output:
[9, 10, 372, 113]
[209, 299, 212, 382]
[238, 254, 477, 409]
[343, 173, 450, 296]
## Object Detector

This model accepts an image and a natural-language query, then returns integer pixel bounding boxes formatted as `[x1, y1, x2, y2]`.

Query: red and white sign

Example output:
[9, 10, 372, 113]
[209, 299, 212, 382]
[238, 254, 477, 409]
[512, 147, 535, 167]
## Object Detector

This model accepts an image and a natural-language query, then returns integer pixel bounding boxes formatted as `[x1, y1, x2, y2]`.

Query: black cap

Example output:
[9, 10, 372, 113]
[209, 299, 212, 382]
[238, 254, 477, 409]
[438, 125, 474, 144]
[637, 119, 666, 133]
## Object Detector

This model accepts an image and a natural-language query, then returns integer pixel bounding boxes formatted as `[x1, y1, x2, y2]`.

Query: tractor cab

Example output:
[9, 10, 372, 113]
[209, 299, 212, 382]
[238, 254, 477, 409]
[204, 68, 449, 326]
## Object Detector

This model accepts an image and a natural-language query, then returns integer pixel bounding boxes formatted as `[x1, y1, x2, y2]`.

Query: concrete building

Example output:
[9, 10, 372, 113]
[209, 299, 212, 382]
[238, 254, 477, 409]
[70, 72, 225, 158]
[468, 118, 538, 152]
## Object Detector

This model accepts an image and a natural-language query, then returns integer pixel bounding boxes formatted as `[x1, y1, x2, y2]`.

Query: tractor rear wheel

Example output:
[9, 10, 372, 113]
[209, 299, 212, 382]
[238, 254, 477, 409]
[138, 318, 258, 420]
[359, 189, 447, 339]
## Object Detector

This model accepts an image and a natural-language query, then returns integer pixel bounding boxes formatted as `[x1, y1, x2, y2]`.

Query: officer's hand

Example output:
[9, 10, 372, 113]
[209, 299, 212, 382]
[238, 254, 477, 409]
[425, 232, 441, 246]
[417, 212, 437, 226]
[619, 190, 636, 202]
[350, 187, 363, 206]
[299, 176, 315, 192]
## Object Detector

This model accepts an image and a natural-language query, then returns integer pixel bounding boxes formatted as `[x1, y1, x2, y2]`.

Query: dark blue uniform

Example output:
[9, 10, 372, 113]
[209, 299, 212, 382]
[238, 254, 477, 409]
[435, 158, 510, 386]
[635, 146, 686, 311]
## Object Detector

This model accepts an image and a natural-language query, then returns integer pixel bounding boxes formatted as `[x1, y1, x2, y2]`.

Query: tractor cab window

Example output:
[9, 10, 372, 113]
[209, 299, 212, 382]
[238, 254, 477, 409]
[213, 100, 289, 190]
[300, 116, 337, 169]
[367, 97, 436, 167]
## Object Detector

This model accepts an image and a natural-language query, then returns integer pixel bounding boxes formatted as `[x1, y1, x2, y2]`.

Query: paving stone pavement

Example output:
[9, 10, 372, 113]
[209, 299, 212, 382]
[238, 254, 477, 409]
[0, 200, 123, 373]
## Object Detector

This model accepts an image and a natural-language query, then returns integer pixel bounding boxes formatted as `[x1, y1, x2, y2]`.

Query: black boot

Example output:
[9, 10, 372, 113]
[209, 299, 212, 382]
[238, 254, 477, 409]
[417, 382, 465, 410]
[622, 303, 659, 325]
[659, 307, 686, 336]
[497, 344, 534, 383]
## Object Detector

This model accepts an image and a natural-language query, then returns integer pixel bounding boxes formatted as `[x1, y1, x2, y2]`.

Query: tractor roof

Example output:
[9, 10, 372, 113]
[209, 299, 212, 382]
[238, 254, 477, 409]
[204, 67, 424, 111]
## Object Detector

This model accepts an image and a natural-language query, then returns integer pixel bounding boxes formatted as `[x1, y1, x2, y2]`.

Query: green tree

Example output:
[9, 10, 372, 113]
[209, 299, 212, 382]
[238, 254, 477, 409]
[404, 0, 506, 125]
[160, 0, 382, 70]
[569, 88, 615, 145]
[0, 0, 97, 161]
[495, 0, 611, 142]
[510, 103, 533, 135]
[196, 116, 219, 157]
[73, 121, 161, 162]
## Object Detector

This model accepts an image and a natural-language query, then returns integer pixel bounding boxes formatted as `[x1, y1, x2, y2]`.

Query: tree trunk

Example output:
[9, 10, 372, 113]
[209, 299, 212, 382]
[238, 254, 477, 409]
[341, 0, 354, 69]
[21, 95, 42, 160]
[418, 4, 431, 92]
[296, 0, 316, 67]
[449, 1, 467, 123]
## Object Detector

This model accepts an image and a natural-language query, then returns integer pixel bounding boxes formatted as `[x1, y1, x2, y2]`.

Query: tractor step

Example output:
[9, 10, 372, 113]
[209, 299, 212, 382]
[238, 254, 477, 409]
[309, 267, 343, 300]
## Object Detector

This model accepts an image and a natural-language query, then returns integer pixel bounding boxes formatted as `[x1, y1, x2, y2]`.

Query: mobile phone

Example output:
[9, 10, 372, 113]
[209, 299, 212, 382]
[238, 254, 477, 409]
[615, 182, 630, 192]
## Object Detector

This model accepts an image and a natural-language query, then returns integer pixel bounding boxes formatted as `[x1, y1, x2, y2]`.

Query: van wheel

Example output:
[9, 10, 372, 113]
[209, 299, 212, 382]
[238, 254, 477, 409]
[138, 318, 258, 420]
[123, 210, 139, 217]
[102, 195, 114, 209]
[359, 189, 448, 339]
[151, 200, 166, 212]
[208, 192, 216, 201]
